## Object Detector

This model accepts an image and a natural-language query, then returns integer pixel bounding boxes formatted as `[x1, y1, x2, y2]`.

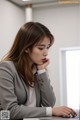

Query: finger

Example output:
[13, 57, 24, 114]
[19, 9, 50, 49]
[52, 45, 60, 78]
[66, 108, 77, 116]
[63, 109, 71, 115]
[69, 109, 77, 117]
[61, 112, 70, 118]
[60, 106, 73, 117]
[64, 107, 77, 117]
[62, 109, 72, 118]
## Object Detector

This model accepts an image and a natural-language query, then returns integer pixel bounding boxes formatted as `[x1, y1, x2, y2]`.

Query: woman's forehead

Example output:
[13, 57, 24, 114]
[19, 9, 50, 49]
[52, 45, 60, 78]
[36, 37, 50, 45]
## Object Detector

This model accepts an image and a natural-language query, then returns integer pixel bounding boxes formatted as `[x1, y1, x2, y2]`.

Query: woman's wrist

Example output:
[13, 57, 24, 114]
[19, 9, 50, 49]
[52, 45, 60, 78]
[46, 107, 53, 116]
[37, 69, 46, 74]
[37, 65, 45, 70]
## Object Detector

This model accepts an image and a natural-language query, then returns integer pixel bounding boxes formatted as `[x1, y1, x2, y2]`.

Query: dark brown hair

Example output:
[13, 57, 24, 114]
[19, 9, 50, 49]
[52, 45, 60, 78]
[3, 22, 54, 87]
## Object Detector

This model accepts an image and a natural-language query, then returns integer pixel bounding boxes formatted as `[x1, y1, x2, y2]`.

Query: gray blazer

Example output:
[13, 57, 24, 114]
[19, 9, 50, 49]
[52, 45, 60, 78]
[0, 61, 56, 119]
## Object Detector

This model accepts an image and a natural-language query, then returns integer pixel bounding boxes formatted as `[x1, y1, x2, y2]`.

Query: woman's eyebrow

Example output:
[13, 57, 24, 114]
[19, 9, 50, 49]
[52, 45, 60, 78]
[37, 44, 50, 47]
[37, 45, 45, 47]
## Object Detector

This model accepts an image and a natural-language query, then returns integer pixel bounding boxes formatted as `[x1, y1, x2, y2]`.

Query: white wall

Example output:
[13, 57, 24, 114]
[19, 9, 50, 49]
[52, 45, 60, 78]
[33, 4, 80, 106]
[0, 0, 25, 60]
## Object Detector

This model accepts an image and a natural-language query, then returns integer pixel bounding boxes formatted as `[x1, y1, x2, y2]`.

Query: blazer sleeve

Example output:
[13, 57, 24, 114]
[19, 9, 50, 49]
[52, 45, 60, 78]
[36, 72, 56, 107]
[0, 62, 47, 119]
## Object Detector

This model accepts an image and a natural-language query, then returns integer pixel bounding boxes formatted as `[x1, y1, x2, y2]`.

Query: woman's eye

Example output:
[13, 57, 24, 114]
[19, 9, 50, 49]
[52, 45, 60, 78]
[38, 48, 44, 50]
[47, 47, 50, 49]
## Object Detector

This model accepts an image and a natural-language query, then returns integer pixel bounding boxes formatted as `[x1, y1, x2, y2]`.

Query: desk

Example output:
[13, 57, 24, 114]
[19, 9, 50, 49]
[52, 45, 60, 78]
[23, 116, 79, 120]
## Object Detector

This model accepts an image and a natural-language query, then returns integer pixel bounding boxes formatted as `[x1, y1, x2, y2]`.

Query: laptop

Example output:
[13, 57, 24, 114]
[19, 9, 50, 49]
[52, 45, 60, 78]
[23, 115, 79, 120]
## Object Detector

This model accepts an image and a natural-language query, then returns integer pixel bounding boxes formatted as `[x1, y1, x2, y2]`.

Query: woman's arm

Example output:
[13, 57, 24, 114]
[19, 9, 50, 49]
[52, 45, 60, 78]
[35, 71, 56, 107]
[36, 59, 56, 107]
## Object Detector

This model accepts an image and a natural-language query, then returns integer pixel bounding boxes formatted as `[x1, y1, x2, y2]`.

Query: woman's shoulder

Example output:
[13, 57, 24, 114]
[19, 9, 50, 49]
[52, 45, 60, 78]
[0, 61, 14, 67]
[0, 61, 16, 74]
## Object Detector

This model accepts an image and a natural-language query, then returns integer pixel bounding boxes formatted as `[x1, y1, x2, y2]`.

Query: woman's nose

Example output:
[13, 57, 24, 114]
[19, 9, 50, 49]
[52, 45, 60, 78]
[43, 49, 48, 56]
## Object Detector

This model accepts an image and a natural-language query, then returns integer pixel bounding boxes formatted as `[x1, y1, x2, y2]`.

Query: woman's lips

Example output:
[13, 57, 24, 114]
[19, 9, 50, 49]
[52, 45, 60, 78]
[42, 58, 46, 60]
[42, 58, 48, 62]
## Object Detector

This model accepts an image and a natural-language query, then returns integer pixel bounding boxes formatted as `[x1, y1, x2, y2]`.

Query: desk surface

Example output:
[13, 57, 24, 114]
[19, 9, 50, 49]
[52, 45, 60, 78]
[23, 116, 79, 120]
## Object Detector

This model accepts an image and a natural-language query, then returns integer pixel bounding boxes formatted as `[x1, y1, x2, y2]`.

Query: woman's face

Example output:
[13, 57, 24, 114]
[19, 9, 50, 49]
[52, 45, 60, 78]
[28, 37, 50, 65]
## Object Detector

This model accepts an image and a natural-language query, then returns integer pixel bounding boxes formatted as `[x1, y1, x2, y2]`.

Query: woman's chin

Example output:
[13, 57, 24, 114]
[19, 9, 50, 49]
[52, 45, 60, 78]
[36, 62, 43, 65]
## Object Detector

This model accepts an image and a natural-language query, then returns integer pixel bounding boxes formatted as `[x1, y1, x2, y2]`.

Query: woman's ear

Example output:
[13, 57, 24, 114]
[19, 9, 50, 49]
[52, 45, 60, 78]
[25, 50, 28, 53]
[25, 48, 29, 53]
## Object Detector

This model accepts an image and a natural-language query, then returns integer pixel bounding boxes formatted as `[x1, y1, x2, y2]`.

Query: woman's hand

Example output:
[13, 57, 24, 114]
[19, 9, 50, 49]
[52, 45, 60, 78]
[37, 59, 49, 70]
[52, 106, 77, 118]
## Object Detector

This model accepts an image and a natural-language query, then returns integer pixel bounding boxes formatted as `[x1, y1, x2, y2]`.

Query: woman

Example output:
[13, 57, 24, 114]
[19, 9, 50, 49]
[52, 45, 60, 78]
[0, 22, 76, 119]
